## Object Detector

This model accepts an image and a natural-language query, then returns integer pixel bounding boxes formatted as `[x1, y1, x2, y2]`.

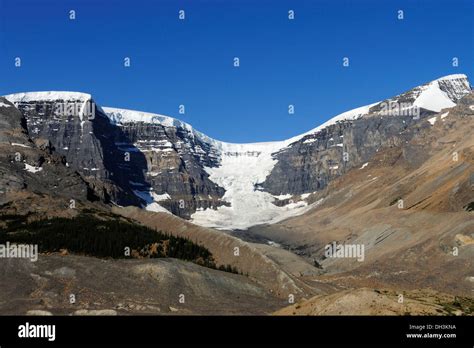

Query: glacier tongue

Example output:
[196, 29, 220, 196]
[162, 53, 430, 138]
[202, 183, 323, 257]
[190, 145, 312, 230]
[3, 74, 471, 230]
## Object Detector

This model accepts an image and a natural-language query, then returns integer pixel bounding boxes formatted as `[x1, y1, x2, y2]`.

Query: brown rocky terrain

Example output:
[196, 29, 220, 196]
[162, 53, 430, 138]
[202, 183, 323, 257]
[274, 288, 473, 315]
[0, 254, 281, 315]
[1, 89, 472, 316]
[0, 97, 301, 314]
[111, 206, 328, 299]
[249, 93, 474, 303]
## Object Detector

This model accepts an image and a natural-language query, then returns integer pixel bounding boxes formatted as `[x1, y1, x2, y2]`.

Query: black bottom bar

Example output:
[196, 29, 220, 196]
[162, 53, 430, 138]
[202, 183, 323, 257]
[0, 315, 472, 346]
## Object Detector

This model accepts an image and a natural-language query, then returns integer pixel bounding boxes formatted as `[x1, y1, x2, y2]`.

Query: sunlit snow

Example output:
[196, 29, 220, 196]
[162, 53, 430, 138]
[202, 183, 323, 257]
[5, 74, 470, 230]
[24, 163, 42, 173]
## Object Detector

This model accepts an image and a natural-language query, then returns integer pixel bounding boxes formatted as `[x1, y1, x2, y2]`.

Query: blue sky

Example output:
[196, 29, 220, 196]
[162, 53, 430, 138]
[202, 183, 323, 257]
[0, 0, 472, 142]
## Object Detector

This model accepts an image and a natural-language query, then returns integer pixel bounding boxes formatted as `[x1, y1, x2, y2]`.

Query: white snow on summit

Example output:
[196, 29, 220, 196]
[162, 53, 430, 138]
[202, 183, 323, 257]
[102, 107, 313, 229]
[3, 74, 471, 230]
[4, 91, 92, 102]
[102, 106, 219, 146]
[4, 91, 94, 133]
[413, 74, 470, 112]
[99, 74, 473, 229]
[104, 107, 190, 128]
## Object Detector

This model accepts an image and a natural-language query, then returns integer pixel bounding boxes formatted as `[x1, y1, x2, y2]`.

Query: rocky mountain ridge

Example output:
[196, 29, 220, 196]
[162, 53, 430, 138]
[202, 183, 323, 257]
[3, 74, 471, 229]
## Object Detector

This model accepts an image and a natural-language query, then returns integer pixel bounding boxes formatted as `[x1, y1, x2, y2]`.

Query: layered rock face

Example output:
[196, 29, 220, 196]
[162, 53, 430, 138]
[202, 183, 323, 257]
[260, 75, 471, 195]
[260, 116, 417, 195]
[105, 109, 226, 218]
[2, 93, 144, 207]
[0, 96, 91, 209]
[3, 74, 471, 227]
[3, 94, 225, 218]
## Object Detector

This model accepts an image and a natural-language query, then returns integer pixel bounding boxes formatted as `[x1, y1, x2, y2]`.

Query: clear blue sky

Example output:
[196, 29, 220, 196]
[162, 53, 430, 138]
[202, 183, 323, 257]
[0, 0, 472, 142]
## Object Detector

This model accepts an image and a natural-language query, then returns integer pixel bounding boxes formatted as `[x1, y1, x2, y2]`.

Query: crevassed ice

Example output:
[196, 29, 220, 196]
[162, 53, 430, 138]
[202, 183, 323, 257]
[4, 74, 471, 230]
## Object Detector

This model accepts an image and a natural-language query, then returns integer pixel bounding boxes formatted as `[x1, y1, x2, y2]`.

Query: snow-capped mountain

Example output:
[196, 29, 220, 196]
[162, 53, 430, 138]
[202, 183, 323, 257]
[3, 74, 471, 229]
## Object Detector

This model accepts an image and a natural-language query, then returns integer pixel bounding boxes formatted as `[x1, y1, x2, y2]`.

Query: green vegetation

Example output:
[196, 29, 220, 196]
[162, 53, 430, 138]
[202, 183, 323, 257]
[217, 264, 239, 274]
[0, 213, 241, 274]
[440, 296, 474, 315]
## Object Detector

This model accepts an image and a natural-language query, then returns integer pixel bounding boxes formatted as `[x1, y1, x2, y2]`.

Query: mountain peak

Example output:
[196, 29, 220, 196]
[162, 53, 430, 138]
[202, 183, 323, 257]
[3, 74, 471, 147]
[3, 91, 92, 103]
[434, 73, 468, 82]
[412, 73, 471, 112]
